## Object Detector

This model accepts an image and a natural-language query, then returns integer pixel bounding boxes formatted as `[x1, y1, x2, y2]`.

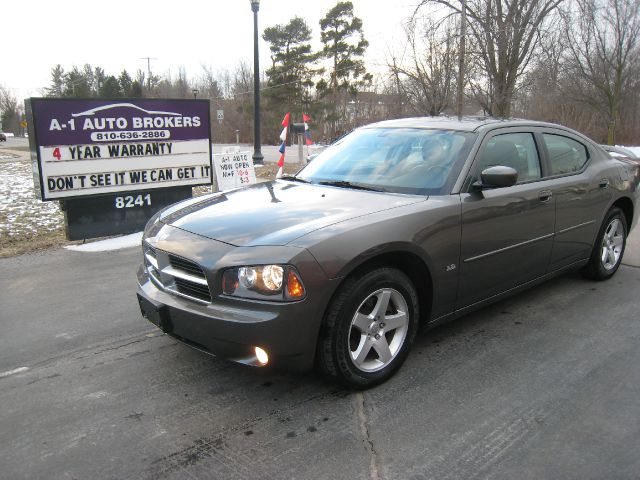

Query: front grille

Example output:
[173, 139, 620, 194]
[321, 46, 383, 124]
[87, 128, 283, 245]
[144, 244, 212, 304]
[174, 277, 212, 302]
[169, 254, 205, 277]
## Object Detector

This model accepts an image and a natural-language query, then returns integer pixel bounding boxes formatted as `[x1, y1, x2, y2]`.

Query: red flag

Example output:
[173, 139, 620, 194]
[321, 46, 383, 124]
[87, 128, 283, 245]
[278, 153, 285, 168]
[281, 112, 291, 127]
[302, 113, 311, 122]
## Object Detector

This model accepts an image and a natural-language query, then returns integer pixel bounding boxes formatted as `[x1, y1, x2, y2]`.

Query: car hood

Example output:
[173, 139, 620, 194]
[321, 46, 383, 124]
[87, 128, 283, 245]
[159, 180, 426, 247]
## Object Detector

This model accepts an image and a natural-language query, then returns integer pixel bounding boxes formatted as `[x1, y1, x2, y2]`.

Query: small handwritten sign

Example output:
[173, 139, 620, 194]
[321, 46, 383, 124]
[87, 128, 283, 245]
[212, 151, 257, 191]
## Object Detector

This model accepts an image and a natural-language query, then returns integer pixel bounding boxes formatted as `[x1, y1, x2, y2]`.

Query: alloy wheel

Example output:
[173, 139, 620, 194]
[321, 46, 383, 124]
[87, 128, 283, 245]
[348, 288, 409, 372]
[601, 218, 624, 270]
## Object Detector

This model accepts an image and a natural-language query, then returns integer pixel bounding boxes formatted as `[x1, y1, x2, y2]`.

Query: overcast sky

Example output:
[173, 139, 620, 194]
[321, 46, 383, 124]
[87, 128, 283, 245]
[3, 0, 427, 100]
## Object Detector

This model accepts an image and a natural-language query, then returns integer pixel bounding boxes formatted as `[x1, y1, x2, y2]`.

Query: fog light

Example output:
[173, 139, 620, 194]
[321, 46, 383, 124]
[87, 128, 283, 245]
[255, 346, 269, 365]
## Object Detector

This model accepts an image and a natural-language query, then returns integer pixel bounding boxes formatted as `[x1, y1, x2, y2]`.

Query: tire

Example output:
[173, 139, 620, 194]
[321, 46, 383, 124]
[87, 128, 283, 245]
[318, 267, 419, 389]
[581, 207, 627, 280]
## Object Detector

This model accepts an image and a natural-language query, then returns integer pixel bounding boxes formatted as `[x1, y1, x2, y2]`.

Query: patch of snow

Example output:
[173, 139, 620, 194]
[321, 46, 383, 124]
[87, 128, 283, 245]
[0, 160, 62, 237]
[623, 146, 640, 157]
[65, 232, 142, 252]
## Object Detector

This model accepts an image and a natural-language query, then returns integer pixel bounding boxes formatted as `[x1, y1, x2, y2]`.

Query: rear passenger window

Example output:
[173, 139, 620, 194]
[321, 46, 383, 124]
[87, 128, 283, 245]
[543, 134, 589, 175]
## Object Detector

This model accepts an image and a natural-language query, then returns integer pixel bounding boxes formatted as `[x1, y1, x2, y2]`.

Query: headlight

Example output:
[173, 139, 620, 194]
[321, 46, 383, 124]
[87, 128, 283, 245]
[222, 265, 305, 301]
[142, 210, 163, 240]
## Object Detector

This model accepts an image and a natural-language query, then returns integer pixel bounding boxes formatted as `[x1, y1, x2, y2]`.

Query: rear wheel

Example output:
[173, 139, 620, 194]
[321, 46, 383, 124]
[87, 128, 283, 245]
[581, 207, 627, 280]
[318, 267, 419, 388]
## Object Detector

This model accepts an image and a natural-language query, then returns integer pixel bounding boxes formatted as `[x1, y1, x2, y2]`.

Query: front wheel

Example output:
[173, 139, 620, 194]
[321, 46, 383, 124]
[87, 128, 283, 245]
[318, 267, 419, 388]
[581, 207, 627, 280]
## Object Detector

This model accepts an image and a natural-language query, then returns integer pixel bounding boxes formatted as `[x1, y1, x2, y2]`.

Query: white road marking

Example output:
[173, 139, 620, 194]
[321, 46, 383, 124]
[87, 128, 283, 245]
[55, 332, 75, 339]
[0, 366, 30, 378]
[86, 391, 108, 399]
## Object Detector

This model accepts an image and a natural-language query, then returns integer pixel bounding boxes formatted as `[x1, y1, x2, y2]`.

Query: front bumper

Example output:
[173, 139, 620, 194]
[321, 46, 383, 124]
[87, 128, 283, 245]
[136, 239, 335, 372]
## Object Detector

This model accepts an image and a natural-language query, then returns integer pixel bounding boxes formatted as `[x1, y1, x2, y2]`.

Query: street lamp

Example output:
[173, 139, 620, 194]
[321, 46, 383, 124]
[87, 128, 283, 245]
[250, 0, 264, 165]
[192, 88, 198, 99]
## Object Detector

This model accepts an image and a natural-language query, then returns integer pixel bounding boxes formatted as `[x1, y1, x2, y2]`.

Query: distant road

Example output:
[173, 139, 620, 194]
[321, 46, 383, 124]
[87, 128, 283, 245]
[0, 136, 29, 150]
[213, 144, 281, 163]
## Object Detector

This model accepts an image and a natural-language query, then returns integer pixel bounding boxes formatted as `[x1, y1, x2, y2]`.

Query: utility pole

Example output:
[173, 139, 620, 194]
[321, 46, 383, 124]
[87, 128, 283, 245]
[457, 0, 467, 121]
[140, 57, 157, 93]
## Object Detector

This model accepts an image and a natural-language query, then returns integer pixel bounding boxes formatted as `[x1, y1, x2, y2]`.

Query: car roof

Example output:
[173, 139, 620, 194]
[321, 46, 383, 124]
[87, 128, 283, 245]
[362, 116, 578, 134]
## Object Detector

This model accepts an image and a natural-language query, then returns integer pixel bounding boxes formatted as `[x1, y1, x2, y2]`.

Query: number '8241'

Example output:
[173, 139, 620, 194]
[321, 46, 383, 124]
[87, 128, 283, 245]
[115, 194, 151, 209]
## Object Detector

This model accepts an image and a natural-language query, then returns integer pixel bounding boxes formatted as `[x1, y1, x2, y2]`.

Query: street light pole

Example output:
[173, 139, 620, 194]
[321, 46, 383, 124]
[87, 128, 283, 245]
[250, 0, 264, 165]
[192, 88, 198, 99]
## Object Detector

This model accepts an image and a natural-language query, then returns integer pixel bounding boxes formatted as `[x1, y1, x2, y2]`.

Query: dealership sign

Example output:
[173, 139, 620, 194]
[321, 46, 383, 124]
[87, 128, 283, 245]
[27, 98, 212, 200]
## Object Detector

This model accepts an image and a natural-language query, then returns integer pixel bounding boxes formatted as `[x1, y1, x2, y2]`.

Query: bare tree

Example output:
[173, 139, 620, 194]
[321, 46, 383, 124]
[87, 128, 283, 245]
[388, 17, 459, 116]
[517, 25, 566, 121]
[0, 86, 21, 134]
[418, 0, 564, 117]
[562, 0, 640, 144]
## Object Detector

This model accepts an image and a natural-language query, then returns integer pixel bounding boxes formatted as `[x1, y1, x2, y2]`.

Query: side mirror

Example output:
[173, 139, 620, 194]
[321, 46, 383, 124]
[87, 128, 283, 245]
[473, 165, 518, 189]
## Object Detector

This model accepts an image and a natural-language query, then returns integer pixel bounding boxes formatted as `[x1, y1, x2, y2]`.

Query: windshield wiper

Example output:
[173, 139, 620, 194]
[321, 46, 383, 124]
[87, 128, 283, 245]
[318, 180, 385, 192]
[280, 175, 312, 183]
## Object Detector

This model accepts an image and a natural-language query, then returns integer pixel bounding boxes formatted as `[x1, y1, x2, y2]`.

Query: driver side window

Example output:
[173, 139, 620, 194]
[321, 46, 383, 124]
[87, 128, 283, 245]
[475, 133, 542, 183]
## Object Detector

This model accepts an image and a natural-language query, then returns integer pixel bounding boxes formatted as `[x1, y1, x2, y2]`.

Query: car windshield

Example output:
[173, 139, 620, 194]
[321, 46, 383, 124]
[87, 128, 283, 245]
[296, 127, 476, 195]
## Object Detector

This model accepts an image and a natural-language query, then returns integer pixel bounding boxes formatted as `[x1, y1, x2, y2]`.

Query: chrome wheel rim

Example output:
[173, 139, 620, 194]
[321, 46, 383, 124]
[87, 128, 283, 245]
[348, 288, 409, 373]
[601, 218, 624, 270]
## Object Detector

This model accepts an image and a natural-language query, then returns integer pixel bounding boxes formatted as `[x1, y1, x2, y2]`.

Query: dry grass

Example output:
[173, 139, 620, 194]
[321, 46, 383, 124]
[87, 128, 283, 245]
[254, 163, 305, 178]
[0, 229, 69, 258]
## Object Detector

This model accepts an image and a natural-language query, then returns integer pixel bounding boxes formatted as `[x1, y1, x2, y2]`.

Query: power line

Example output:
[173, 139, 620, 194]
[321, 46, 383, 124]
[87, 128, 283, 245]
[225, 64, 371, 100]
[140, 57, 157, 91]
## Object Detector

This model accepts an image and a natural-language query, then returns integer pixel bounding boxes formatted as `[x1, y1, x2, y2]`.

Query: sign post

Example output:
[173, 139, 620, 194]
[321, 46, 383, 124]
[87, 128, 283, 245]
[26, 98, 212, 240]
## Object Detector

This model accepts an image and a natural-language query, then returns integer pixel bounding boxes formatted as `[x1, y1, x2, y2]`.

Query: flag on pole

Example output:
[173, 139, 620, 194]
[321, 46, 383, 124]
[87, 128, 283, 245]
[303, 113, 313, 146]
[277, 112, 290, 178]
[279, 126, 288, 142]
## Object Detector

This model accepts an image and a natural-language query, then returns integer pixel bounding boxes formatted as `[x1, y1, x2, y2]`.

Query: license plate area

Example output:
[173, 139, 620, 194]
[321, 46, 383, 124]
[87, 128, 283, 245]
[137, 293, 172, 333]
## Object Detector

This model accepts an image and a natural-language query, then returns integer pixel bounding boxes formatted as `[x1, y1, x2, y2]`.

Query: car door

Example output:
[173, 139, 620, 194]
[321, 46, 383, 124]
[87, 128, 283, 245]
[457, 130, 557, 308]
[537, 131, 614, 270]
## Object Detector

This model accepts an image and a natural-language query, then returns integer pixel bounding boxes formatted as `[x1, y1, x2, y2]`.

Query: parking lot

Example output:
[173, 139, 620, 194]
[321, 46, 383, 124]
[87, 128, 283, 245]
[1, 226, 639, 479]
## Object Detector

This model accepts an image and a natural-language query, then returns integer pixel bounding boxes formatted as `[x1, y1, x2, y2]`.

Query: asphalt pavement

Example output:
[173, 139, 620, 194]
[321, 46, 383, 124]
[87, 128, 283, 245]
[1, 225, 639, 479]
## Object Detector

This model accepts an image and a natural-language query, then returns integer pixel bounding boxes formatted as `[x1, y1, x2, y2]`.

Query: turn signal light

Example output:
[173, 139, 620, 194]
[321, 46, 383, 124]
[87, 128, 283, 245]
[286, 270, 305, 299]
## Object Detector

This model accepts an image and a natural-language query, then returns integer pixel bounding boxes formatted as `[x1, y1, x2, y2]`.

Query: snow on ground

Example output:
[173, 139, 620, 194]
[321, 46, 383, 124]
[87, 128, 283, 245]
[65, 232, 143, 252]
[624, 146, 640, 157]
[0, 160, 63, 238]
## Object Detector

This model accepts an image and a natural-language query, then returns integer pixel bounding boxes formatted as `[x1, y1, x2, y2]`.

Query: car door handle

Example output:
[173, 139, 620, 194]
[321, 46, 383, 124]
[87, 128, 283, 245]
[538, 190, 552, 202]
[599, 178, 610, 189]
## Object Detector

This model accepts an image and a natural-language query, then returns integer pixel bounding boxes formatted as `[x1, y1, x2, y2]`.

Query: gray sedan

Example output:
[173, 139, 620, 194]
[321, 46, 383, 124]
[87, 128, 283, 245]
[137, 117, 639, 388]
